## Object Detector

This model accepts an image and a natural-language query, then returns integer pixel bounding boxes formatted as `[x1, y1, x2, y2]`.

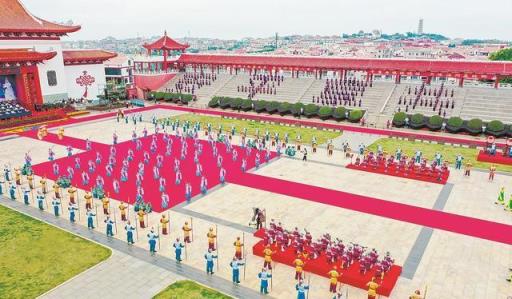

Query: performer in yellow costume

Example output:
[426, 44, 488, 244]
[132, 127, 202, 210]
[366, 277, 379, 299]
[207, 227, 217, 251]
[293, 256, 305, 280]
[233, 237, 243, 260]
[57, 127, 65, 140]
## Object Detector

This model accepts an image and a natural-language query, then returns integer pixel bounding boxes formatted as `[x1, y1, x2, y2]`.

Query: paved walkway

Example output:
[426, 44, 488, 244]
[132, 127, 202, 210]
[40, 250, 182, 299]
[1, 199, 268, 299]
[401, 183, 454, 279]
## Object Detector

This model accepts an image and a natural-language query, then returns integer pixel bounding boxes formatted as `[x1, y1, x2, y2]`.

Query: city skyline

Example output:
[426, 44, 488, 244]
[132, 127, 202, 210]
[23, 0, 512, 41]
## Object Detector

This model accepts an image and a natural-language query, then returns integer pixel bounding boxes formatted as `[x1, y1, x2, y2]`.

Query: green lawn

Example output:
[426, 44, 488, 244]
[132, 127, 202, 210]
[160, 114, 342, 145]
[0, 205, 111, 299]
[153, 280, 232, 299]
[367, 138, 512, 173]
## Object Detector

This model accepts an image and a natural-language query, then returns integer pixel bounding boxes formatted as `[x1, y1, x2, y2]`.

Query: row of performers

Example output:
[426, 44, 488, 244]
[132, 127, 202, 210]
[262, 221, 395, 279]
[354, 151, 449, 176]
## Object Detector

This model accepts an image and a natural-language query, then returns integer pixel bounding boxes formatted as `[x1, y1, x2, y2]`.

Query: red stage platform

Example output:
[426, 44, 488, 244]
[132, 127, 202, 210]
[252, 229, 401, 297]
[346, 162, 449, 184]
[477, 150, 512, 166]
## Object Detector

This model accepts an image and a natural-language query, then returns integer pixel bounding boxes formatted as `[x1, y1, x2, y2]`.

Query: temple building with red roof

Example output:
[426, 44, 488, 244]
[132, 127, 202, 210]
[0, 0, 117, 109]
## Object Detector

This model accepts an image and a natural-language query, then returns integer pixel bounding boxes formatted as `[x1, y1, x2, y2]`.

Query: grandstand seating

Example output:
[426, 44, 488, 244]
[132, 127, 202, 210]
[158, 71, 512, 124]
[159, 72, 233, 101]
[459, 87, 512, 123]
[214, 73, 315, 102]
[0, 100, 31, 120]
[382, 83, 460, 118]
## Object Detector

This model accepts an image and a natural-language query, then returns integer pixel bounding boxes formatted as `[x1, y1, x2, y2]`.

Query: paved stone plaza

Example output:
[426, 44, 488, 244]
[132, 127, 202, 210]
[2, 106, 512, 299]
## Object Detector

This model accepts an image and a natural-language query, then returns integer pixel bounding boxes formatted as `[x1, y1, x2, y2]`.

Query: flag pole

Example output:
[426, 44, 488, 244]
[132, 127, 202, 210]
[157, 224, 161, 250]
[306, 274, 311, 299]
[215, 224, 219, 272]
[94, 204, 99, 228]
[44, 193, 49, 210]
[135, 212, 139, 241]
[243, 232, 247, 281]
[77, 187, 81, 221]
[190, 217, 194, 242]
[113, 205, 118, 235]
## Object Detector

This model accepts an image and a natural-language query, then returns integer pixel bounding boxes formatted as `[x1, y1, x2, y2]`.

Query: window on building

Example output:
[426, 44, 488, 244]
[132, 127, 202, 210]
[47, 71, 57, 86]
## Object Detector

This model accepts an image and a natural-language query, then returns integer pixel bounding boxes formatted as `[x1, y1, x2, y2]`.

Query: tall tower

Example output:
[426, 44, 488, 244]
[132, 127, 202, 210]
[418, 18, 424, 35]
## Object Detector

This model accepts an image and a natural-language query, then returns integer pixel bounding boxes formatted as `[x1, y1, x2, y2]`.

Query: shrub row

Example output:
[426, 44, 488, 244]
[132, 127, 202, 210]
[150, 92, 193, 104]
[208, 97, 365, 122]
[392, 112, 512, 137]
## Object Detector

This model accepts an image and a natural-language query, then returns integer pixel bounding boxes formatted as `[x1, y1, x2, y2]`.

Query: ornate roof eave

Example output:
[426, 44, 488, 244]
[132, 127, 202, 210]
[0, 31, 70, 40]
[0, 50, 57, 65]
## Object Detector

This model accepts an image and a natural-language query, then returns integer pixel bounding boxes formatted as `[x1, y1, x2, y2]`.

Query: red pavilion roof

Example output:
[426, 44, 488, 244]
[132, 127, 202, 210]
[63, 50, 117, 65]
[0, 0, 81, 38]
[178, 54, 512, 76]
[0, 48, 57, 64]
[143, 31, 189, 51]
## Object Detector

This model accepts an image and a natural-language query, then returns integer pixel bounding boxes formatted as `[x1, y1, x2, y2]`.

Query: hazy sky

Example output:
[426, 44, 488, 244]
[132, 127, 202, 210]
[23, 0, 512, 41]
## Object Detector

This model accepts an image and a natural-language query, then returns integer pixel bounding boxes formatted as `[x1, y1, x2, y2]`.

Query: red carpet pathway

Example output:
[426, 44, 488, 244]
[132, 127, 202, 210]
[231, 173, 512, 246]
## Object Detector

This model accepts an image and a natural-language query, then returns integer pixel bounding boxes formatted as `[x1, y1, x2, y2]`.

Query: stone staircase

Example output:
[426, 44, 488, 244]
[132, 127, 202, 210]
[300, 81, 395, 116]
[459, 87, 512, 123]
[212, 74, 315, 102]
[381, 83, 464, 119]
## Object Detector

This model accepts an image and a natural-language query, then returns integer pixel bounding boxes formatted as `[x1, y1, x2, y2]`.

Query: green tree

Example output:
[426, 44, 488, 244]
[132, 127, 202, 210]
[489, 48, 512, 83]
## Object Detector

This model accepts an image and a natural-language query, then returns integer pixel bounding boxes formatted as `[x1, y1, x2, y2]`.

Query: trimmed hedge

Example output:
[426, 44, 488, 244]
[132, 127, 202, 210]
[392, 112, 407, 127]
[486, 120, 506, 137]
[278, 102, 292, 115]
[219, 97, 232, 109]
[318, 107, 333, 120]
[240, 99, 253, 111]
[465, 118, 483, 135]
[332, 107, 347, 121]
[410, 113, 425, 129]
[348, 110, 364, 122]
[208, 97, 220, 108]
[291, 103, 304, 116]
[304, 104, 319, 118]
[392, 112, 512, 137]
[205, 96, 366, 123]
[152, 92, 193, 104]
[265, 101, 280, 114]
[254, 100, 268, 113]
[446, 117, 464, 133]
[427, 115, 443, 131]
[230, 98, 243, 109]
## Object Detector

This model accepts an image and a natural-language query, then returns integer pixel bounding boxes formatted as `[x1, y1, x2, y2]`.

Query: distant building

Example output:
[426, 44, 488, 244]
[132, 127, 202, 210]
[418, 19, 424, 35]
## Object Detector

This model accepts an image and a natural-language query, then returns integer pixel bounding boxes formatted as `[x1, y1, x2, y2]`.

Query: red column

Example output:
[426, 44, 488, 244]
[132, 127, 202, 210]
[395, 74, 401, 84]
[495, 76, 500, 89]
[163, 49, 168, 71]
[459, 77, 464, 88]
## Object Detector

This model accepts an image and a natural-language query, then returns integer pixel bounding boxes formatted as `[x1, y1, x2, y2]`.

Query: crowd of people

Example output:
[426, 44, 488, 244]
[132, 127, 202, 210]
[0, 100, 31, 120]
[312, 77, 371, 107]
[165, 72, 217, 95]
[352, 146, 450, 181]
[396, 83, 456, 117]
[260, 220, 396, 298]
[237, 73, 284, 99]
